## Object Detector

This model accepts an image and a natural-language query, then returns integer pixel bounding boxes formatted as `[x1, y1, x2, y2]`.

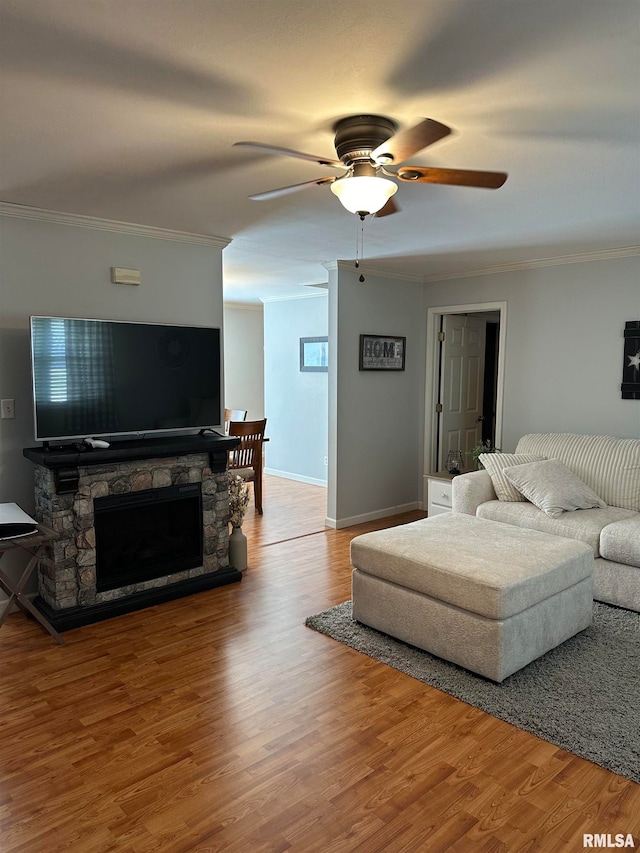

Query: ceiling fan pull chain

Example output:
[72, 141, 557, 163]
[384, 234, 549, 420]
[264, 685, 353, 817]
[355, 217, 364, 281]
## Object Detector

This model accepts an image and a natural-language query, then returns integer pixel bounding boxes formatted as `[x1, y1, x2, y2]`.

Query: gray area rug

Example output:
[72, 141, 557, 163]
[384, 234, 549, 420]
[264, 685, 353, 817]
[305, 601, 640, 783]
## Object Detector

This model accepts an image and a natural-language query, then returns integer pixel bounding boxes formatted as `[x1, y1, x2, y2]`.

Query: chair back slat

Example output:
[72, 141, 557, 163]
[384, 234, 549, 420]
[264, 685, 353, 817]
[230, 438, 257, 469]
[228, 419, 267, 472]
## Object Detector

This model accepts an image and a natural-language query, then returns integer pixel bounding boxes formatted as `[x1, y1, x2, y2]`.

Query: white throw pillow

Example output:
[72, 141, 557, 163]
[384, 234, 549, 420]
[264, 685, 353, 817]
[478, 452, 546, 501]
[503, 458, 607, 518]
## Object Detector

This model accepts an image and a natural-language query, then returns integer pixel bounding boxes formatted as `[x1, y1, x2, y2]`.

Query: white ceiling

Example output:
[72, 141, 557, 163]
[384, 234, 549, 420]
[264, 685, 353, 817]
[1, 0, 639, 304]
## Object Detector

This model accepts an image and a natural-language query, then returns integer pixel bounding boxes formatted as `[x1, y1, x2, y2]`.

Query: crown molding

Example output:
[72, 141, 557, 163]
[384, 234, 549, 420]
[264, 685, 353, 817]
[422, 246, 640, 282]
[260, 290, 328, 303]
[0, 201, 231, 248]
[327, 247, 640, 284]
[359, 265, 425, 283]
[3, 201, 635, 278]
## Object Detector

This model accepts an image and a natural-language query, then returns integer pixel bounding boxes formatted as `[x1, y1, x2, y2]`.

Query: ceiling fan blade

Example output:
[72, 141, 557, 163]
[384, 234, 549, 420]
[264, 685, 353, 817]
[249, 176, 337, 201]
[397, 166, 508, 189]
[234, 141, 342, 169]
[371, 118, 451, 165]
[374, 197, 399, 217]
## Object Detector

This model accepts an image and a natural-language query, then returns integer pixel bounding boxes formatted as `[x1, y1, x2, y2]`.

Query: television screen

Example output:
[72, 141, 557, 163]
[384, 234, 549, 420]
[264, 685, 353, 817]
[30, 316, 222, 442]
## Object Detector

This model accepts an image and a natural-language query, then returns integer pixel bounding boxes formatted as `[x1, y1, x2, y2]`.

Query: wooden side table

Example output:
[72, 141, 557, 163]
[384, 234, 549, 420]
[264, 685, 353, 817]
[0, 524, 64, 644]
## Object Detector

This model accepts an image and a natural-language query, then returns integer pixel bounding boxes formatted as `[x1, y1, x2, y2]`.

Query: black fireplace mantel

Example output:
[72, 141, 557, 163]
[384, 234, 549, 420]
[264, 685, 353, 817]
[24, 433, 239, 493]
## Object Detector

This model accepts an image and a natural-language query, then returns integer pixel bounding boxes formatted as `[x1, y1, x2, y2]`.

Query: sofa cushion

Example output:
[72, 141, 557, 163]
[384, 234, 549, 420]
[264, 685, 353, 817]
[503, 459, 606, 517]
[600, 517, 640, 568]
[476, 500, 637, 556]
[515, 434, 640, 512]
[478, 452, 546, 501]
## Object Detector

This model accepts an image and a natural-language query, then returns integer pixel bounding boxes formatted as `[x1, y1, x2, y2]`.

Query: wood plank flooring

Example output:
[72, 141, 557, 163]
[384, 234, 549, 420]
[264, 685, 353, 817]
[240, 474, 328, 548]
[0, 475, 638, 852]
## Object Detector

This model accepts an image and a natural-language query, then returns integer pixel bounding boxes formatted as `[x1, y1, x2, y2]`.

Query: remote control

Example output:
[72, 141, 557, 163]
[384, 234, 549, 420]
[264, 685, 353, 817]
[83, 438, 110, 449]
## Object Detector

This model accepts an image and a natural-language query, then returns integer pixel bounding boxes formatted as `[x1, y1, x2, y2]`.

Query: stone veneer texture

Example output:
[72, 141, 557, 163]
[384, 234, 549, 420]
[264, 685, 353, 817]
[33, 453, 230, 610]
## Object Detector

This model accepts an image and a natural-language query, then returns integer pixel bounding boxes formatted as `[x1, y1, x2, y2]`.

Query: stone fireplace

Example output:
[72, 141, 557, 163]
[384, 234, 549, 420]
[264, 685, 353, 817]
[23, 435, 241, 630]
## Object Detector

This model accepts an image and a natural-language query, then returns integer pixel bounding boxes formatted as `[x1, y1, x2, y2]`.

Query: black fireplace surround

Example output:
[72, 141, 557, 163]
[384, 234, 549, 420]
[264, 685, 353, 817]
[94, 483, 203, 592]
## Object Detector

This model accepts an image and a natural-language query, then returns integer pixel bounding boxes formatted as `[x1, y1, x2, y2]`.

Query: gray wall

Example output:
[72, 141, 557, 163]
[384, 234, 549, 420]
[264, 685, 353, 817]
[263, 293, 328, 485]
[327, 254, 639, 528]
[223, 303, 264, 420]
[423, 255, 640, 452]
[328, 265, 425, 527]
[3, 210, 636, 554]
[0, 210, 226, 596]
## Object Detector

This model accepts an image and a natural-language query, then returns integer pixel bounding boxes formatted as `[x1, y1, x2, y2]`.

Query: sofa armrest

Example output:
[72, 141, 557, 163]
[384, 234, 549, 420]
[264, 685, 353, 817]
[452, 470, 497, 515]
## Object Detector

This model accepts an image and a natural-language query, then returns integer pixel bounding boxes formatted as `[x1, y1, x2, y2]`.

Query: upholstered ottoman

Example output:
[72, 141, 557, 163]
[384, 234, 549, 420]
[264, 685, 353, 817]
[350, 514, 594, 682]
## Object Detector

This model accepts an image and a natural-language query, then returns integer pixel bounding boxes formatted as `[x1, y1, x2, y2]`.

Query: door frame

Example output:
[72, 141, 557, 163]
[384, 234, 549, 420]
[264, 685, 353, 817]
[423, 301, 507, 506]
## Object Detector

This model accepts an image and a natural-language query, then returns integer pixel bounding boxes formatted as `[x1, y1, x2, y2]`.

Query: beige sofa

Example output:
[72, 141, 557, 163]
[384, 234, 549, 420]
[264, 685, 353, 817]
[452, 434, 640, 612]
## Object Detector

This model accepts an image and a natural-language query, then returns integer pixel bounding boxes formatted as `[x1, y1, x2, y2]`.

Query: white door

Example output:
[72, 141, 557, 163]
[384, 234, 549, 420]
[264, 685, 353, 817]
[438, 314, 486, 471]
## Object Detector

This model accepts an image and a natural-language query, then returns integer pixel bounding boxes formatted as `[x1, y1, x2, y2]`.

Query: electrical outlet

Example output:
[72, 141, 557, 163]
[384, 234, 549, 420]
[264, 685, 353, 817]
[1, 399, 15, 419]
[324, 456, 328, 466]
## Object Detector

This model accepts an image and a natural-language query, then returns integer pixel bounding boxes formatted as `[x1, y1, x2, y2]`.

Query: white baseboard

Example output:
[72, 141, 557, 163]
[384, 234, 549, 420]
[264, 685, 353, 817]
[326, 501, 420, 530]
[263, 467, 328, 488]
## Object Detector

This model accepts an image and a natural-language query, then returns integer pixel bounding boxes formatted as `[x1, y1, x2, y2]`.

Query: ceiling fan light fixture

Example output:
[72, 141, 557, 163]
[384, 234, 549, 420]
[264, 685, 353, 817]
[330, 175, 397, 216]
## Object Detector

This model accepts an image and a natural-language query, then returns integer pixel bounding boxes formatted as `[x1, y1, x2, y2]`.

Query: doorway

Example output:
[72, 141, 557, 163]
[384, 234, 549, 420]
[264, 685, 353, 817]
[423, 302, 507, 504]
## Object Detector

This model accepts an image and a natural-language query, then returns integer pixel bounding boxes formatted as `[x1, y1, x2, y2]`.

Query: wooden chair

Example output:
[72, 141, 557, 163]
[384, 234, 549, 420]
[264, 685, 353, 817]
[224, 408, 247, 434]
[227, 418, 267, 514]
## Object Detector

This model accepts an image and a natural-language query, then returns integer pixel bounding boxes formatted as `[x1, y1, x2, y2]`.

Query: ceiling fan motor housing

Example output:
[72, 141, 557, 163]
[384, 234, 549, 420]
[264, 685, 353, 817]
[333, 115, 397, 166]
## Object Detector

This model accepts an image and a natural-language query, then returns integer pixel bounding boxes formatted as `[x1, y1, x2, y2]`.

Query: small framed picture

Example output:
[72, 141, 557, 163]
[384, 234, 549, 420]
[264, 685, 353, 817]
[359, 334, 406, 371]
[300, 336, 328, 372]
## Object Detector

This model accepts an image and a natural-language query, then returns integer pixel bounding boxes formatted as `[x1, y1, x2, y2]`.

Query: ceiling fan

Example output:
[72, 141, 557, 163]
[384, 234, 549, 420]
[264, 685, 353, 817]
[234, 114, 507, 219]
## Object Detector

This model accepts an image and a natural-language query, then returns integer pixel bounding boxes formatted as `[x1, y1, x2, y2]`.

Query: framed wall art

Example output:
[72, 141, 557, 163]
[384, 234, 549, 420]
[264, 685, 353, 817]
[359, 334, 406, 371]
[621, 320, 640, 400]
[300, 336, 328, 372]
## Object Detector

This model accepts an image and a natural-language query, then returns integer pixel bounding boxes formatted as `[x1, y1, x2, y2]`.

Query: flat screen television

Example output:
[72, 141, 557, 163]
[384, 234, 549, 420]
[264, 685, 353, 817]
[30, 316, 222, 442]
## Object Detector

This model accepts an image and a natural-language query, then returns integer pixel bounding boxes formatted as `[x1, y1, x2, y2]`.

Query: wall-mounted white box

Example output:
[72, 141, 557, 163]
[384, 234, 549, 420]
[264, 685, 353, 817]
[111, 267, 141, 286]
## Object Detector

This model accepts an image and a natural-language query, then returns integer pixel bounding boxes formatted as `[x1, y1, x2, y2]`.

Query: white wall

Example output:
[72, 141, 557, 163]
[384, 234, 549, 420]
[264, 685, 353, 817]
[223, 303, 264, 420]
[328, 265, 426, 527]
[0, 209, 227, 595]
[263, 293, 328, 485]
[423, 254, 640, 451]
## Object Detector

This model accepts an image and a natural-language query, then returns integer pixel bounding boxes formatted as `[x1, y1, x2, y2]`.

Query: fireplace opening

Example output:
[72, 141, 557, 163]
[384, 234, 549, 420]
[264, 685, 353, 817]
[94, 484, 203, 592]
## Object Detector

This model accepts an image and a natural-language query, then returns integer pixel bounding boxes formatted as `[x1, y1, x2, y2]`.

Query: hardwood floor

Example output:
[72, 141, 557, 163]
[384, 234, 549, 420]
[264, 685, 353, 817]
[241, 474, 328, 548]
[0, 475, 638, 852]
